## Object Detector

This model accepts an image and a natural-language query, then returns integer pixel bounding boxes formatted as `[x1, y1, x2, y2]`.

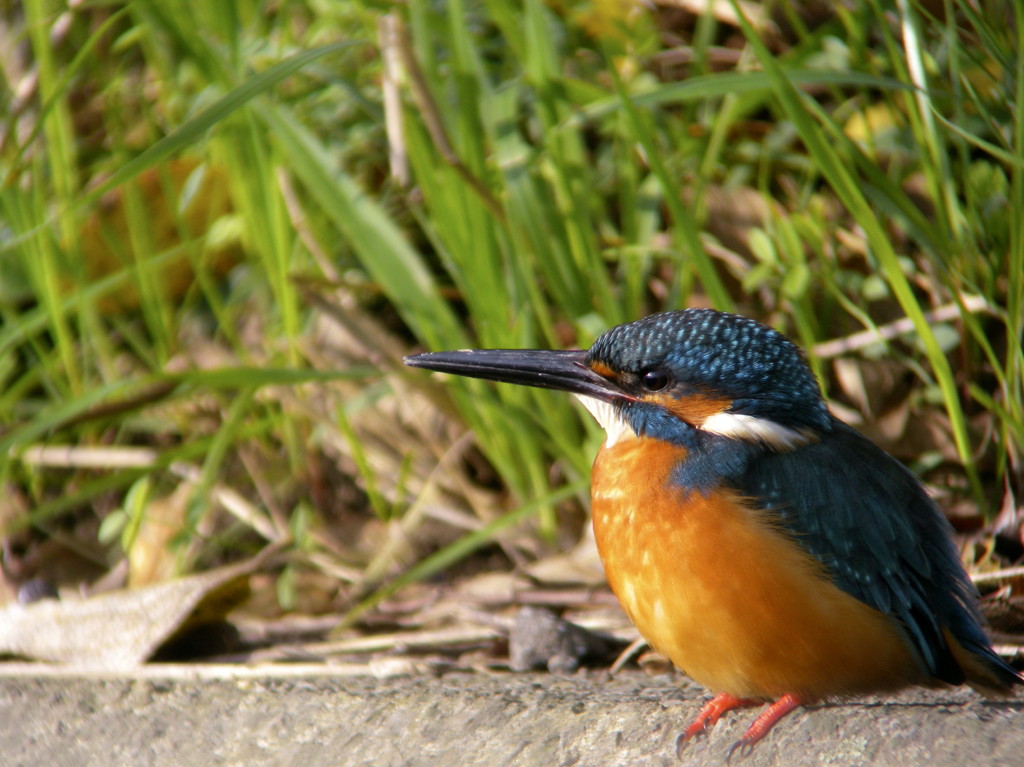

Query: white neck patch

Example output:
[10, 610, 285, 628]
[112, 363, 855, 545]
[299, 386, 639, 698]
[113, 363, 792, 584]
[574, 394, 637, 448]
[700, 411, 815, 451]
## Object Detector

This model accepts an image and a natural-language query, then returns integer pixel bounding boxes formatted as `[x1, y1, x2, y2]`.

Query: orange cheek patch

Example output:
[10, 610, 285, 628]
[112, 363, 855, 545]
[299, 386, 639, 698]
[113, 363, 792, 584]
[646, 393, 732, 426]
[589, 360, 616, 378]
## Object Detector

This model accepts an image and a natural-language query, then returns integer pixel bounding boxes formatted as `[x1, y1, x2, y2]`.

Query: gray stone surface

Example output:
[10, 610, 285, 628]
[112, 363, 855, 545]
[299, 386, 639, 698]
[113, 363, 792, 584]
[1, 665, 1022, 767]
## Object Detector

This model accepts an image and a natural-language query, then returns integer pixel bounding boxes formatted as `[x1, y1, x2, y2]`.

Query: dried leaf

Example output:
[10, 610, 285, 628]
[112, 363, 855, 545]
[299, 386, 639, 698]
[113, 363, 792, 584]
[0, 550, 275, 670]
[524, 528, 605, 587]
[832, 357, 872, 417]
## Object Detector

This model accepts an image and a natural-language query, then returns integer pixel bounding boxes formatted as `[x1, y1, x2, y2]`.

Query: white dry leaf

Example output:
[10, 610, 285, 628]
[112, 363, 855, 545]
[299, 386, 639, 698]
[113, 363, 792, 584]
[0, 553, 271, 671]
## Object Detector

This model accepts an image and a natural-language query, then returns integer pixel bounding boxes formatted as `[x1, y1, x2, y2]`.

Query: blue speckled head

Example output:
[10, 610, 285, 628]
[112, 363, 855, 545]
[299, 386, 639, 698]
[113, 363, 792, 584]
[586, 309, 831, 432]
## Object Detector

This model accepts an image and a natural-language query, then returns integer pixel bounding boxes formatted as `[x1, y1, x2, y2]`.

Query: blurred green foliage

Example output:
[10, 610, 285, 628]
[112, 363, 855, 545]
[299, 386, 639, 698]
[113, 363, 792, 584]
[1, 0, 1020, 602]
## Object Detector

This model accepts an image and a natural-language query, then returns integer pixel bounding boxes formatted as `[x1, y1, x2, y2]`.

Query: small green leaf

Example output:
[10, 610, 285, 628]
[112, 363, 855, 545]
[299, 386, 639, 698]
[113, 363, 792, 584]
[748, 229, 778, 265]
[120, 476, 153, 552]
[98, 510, 128, 546]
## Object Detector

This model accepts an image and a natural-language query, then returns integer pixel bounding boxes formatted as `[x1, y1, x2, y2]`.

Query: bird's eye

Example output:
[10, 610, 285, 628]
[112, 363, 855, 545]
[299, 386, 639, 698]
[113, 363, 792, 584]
[641, 369, 670, 392]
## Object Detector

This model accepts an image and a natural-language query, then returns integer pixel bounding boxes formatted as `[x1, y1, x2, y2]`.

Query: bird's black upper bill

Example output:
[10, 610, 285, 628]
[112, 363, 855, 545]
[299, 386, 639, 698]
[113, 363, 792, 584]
[404, 348, 626, 402]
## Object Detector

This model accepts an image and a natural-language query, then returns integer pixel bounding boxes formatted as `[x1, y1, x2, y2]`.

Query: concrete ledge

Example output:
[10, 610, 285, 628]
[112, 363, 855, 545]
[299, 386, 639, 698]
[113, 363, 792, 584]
[1, 666, 1021, 766]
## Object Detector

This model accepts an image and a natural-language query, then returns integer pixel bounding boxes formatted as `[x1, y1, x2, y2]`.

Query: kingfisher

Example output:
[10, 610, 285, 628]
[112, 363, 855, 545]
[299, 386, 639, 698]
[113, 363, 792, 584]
[404, 308, 1022, 757]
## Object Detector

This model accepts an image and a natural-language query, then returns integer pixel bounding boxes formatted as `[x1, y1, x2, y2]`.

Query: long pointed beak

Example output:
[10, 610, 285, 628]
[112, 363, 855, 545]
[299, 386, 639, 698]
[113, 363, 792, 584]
[403, 348, 629, 403]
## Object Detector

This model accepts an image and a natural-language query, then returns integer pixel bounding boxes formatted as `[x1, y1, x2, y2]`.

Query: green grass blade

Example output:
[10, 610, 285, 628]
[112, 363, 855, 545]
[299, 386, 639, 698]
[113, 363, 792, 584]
[729, 0, 983, 501]
[81, 42, 361, 208]
[258, 105, 467, 351]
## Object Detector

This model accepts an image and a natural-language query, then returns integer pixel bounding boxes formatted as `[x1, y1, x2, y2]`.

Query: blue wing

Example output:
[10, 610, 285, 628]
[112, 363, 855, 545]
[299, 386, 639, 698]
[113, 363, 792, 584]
[733, 418, 1018, 688]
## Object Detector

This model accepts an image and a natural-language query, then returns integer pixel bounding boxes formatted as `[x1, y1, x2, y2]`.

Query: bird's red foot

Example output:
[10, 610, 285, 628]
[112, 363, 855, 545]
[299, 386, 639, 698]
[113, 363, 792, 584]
[675, 693, 757, 758]
[725, 693, 802, 763]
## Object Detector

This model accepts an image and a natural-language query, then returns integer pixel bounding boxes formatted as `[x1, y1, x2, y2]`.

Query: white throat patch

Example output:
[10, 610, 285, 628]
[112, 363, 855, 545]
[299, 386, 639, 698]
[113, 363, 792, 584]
[700, 411, 815, 451]
[574, 394, 637, 448]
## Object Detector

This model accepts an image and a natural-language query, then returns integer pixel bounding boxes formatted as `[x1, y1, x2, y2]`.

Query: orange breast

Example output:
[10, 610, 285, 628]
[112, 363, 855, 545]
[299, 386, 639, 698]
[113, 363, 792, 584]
[591, 437, 923, 701]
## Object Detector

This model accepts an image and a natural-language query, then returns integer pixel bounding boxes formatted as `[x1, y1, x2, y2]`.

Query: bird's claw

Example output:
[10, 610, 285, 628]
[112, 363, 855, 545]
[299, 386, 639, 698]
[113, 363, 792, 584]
[676, 693, 756, 760]
[674, 729, 704, 760]
[726, 739, 756, 764]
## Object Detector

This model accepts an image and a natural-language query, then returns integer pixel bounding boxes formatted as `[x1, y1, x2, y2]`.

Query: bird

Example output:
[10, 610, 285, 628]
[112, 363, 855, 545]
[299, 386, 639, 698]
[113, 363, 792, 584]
[404, 308, 1022, 758]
